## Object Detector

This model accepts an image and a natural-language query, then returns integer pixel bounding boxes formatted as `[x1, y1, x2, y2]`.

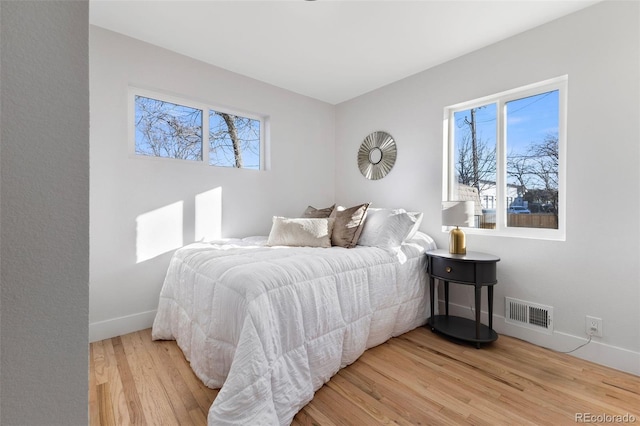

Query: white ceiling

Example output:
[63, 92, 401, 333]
[90, 0, 599, 104]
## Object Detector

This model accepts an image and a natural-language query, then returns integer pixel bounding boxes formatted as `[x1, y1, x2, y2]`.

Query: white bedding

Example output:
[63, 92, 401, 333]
[152, 232, 437, 425]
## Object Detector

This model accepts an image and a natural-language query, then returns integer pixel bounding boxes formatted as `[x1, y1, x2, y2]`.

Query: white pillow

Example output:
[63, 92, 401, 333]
[267, 217, 335, 248]
[405, 211, 424, 240]
[358, 208, 420, 249]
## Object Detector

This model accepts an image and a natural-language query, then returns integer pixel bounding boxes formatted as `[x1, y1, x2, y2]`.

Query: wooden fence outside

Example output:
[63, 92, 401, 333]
[479, 214, 558, 229]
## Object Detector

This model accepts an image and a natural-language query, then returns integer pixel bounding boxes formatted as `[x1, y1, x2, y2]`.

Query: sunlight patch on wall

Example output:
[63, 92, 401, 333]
[195, 187, 222, 242]
[136, 201, 183, 263]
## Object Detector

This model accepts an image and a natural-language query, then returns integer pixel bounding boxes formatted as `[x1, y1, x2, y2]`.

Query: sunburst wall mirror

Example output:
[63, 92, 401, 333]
[357, 131, 397, 180]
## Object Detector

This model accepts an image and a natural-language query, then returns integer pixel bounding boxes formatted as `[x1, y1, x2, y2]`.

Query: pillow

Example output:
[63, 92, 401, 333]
[329, 203, 370, 248]
[267, 217, 334, 248]
[301, 204, 335, 218]
[405, 211, 424, 240]
[358, 208, 412, 249]
[358, 208, 424, 249]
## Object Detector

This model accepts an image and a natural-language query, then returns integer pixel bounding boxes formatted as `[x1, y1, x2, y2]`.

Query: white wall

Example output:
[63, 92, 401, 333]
[89, 27, 335, 341]
[0, 1, 90, 424]
[335, 1, 639, 374]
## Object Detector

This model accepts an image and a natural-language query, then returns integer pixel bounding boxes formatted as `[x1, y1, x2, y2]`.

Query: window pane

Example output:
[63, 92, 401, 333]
[506, 90, 559, 229]
[453, 104, 497, 229]
[209, 111, 261, 169]
[135, 96, 203, 161]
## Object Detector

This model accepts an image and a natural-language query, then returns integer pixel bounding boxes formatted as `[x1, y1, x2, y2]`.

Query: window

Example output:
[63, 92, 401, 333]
[135, 96, 203, 161]
[209, 110, 261, 169]
[444, 76, 567, 240]
[132, 89, 264, 170]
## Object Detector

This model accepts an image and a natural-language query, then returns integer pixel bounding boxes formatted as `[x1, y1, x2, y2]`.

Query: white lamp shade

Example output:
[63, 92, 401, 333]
[442, 201, 475, 227]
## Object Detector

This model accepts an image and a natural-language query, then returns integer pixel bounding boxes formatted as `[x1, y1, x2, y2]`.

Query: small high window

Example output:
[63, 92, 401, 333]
[208, 110, 261, 169]
[131, 89, 264, 170]
[444, 76, 567, 240]
[135, 96, 203, 161]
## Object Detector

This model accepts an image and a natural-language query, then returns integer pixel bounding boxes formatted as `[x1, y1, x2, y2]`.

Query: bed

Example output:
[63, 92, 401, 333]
[152, 206, 436, 425]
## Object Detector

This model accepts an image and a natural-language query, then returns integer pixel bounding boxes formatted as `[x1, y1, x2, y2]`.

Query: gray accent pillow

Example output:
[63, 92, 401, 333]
[301, 204, 336, 218]
[330, 203, 370, 248]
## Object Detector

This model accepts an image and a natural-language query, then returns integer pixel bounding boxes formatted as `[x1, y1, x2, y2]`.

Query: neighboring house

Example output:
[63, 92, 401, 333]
[457, 181, 520, 210]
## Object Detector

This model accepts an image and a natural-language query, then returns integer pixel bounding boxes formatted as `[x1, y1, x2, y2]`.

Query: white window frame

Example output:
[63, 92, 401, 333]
[442, 76, 568, 241]
[128, 87, 266, 171]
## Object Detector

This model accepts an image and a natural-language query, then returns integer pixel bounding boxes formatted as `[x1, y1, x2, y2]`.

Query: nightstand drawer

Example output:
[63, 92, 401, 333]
[431, 257, 475, 282]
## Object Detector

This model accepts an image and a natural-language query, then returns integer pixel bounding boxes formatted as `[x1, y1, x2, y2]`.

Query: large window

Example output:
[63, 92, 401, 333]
[444, 76, 567, 240]
[132, 89, 264, 170]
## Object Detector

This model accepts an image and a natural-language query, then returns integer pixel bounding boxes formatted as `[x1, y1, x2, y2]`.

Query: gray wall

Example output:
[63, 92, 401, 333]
[0, 2, 89, 424]
[335, 0, 639, 374]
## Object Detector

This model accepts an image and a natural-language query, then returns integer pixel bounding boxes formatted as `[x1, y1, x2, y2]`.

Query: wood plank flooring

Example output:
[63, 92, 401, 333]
[89, 327, 640, 425]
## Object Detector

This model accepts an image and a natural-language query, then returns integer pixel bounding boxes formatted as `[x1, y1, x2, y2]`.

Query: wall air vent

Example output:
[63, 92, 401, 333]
[505, 297, 553, 335]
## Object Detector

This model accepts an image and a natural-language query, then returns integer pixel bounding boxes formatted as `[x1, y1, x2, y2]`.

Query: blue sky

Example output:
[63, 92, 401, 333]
[506, 90, 559, 154]
[454, 89, 559, 156]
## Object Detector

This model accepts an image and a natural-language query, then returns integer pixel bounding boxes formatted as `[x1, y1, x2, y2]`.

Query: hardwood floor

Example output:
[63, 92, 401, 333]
[89, 327, 640, 425]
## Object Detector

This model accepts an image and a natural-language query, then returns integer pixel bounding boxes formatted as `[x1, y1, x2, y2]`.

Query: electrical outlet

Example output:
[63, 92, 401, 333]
[585, 316, 602, 337]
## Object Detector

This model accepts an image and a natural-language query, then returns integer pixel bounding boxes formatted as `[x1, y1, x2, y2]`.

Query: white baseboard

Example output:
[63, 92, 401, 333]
[92, 303, 640, 376]
[443, 301, 640, 376]
[89, 310, 157, 343]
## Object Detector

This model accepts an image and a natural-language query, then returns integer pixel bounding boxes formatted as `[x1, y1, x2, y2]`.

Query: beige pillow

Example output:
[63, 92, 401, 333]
[330, 203, 370, 248]
[301, 204, 335, 218]
[267, 217, 335, 248]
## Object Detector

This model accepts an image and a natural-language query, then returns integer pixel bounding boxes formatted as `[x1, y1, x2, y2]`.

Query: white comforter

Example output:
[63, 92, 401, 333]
[152, 232, 436, 425]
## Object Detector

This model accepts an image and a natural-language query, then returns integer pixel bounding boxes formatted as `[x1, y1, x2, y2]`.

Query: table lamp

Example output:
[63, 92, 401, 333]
[442, 201, 475, 255]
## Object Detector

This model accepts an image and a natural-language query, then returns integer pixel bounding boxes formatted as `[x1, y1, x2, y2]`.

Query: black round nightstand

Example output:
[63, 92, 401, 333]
[425, 249, 500, 348]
